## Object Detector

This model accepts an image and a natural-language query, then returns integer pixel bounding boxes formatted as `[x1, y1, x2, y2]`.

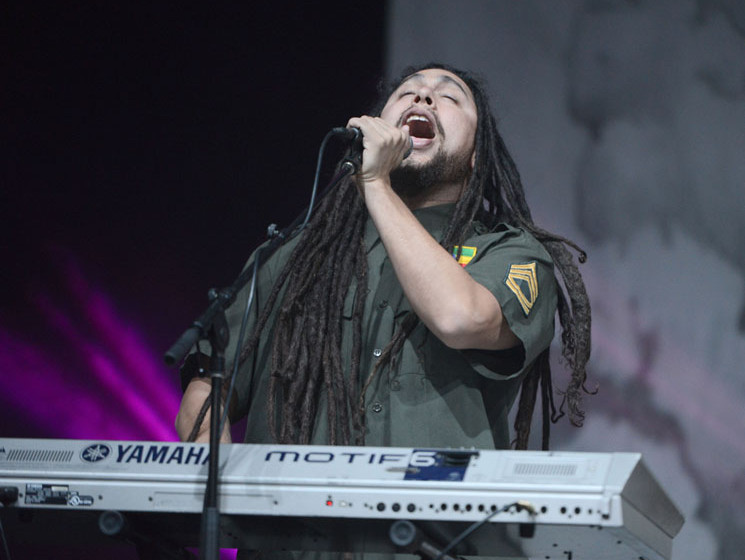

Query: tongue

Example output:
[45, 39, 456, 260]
[407, 119, 435, 139]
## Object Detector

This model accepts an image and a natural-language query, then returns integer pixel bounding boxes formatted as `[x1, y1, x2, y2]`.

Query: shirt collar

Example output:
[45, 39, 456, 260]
[364, 203, 456, 253]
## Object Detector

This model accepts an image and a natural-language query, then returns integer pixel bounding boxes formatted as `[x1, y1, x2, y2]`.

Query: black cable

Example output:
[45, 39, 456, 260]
[219, 246, 260, 437]
[0, 517, 12, 560]
[432, 501, 535, 560]
[299, 129, 338, 231]
[217, 127, 353, 437]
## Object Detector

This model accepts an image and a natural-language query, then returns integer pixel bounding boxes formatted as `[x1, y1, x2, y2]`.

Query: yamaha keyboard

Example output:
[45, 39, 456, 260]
[0, 438, 683, 559]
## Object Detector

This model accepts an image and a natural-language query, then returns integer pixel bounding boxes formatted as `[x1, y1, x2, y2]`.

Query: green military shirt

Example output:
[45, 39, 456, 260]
[224, 203, 557, 450]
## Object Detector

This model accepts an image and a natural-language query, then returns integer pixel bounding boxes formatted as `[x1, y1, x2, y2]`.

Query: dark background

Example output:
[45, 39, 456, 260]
[1, 3, 385, 557]
[1, 2, 385, 400]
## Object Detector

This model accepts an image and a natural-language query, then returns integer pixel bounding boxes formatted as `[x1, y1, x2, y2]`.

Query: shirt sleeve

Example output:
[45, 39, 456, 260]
[457, 225, 558, 380]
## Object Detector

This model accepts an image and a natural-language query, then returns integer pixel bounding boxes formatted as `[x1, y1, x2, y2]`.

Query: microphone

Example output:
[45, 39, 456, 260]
[332, 127, 364, 154]
[331, 127, 413, 159]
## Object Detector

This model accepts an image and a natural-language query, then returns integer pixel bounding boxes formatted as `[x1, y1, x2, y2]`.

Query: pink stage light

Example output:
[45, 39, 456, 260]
[0, 253, 181, 442]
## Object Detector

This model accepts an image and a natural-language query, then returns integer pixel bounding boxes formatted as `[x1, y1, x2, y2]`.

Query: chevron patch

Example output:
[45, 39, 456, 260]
[505, 262, 538, 316]
[452, 246, 477, 267]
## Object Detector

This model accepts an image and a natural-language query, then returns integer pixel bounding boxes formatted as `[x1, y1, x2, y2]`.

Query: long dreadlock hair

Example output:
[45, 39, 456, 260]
[188, 63, 592, 450]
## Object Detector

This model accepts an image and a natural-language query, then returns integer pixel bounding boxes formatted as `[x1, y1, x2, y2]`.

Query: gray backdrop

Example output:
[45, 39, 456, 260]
[387, 1, 745, 558]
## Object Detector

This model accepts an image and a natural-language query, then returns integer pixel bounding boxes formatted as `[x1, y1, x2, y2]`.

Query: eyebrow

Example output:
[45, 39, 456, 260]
[400, 73, 471, 99]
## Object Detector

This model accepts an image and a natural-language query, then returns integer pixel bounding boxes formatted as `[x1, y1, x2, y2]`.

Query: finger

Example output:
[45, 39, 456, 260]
[364, 118, 409, 148]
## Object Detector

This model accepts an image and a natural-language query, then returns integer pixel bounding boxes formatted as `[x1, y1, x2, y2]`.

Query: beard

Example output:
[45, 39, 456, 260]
[389, 145, 472, 200]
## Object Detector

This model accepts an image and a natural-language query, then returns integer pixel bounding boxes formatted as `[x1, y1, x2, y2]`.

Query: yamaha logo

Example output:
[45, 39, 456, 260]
[80, 443, 112, 463]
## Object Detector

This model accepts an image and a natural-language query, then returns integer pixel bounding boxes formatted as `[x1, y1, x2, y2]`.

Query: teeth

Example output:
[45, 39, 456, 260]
[405, 115, 429, 123]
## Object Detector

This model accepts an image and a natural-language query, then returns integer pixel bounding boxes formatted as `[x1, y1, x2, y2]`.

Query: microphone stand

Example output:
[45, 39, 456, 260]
[200, 301, 228, 560]
[163, 155, 358, 560]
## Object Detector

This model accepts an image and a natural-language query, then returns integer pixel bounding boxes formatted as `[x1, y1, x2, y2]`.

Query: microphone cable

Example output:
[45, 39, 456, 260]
[217, 127, 357, 437]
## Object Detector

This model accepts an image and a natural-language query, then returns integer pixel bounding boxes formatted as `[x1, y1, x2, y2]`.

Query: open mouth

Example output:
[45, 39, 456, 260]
[405, 114, 435, 139]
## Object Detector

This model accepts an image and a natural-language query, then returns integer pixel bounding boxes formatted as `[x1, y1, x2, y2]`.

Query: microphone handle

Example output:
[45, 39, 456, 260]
[331, 127, 413, 159]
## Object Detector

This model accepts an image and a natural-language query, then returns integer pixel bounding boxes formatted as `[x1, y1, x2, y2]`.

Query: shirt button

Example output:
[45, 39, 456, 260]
[371, 402, 383, 413]
[373, 348, 382, 357]
[378, 299, 388, 308]
[390, 380, 400, 391]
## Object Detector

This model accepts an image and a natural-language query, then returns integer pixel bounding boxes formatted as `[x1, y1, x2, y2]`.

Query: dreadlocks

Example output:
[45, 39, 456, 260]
[188, 63, 592, 450]
[368, 63, 593, 450]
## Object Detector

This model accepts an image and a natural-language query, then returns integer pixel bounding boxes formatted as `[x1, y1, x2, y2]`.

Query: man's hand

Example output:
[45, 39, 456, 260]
[346, 116, 411, 192]
[175, 377, 232, 443]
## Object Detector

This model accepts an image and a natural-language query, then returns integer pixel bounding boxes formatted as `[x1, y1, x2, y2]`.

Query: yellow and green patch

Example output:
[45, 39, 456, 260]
[452, 245, 477, 267]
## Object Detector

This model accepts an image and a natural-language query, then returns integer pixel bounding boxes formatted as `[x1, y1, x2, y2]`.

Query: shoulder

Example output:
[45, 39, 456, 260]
[240, 227, 306, 283]
[457, 223, 554, 271]
[461, 223, 557, 331]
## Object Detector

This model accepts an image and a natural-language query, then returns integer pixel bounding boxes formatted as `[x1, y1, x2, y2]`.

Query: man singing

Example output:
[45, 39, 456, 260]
[176, 63, 591, 453]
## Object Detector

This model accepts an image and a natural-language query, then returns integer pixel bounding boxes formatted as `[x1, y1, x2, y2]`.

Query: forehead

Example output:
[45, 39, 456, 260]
[393, 69, 474, 100]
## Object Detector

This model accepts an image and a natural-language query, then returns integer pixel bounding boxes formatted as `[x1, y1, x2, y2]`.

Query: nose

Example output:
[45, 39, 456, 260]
[413, 85, 434, 106]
